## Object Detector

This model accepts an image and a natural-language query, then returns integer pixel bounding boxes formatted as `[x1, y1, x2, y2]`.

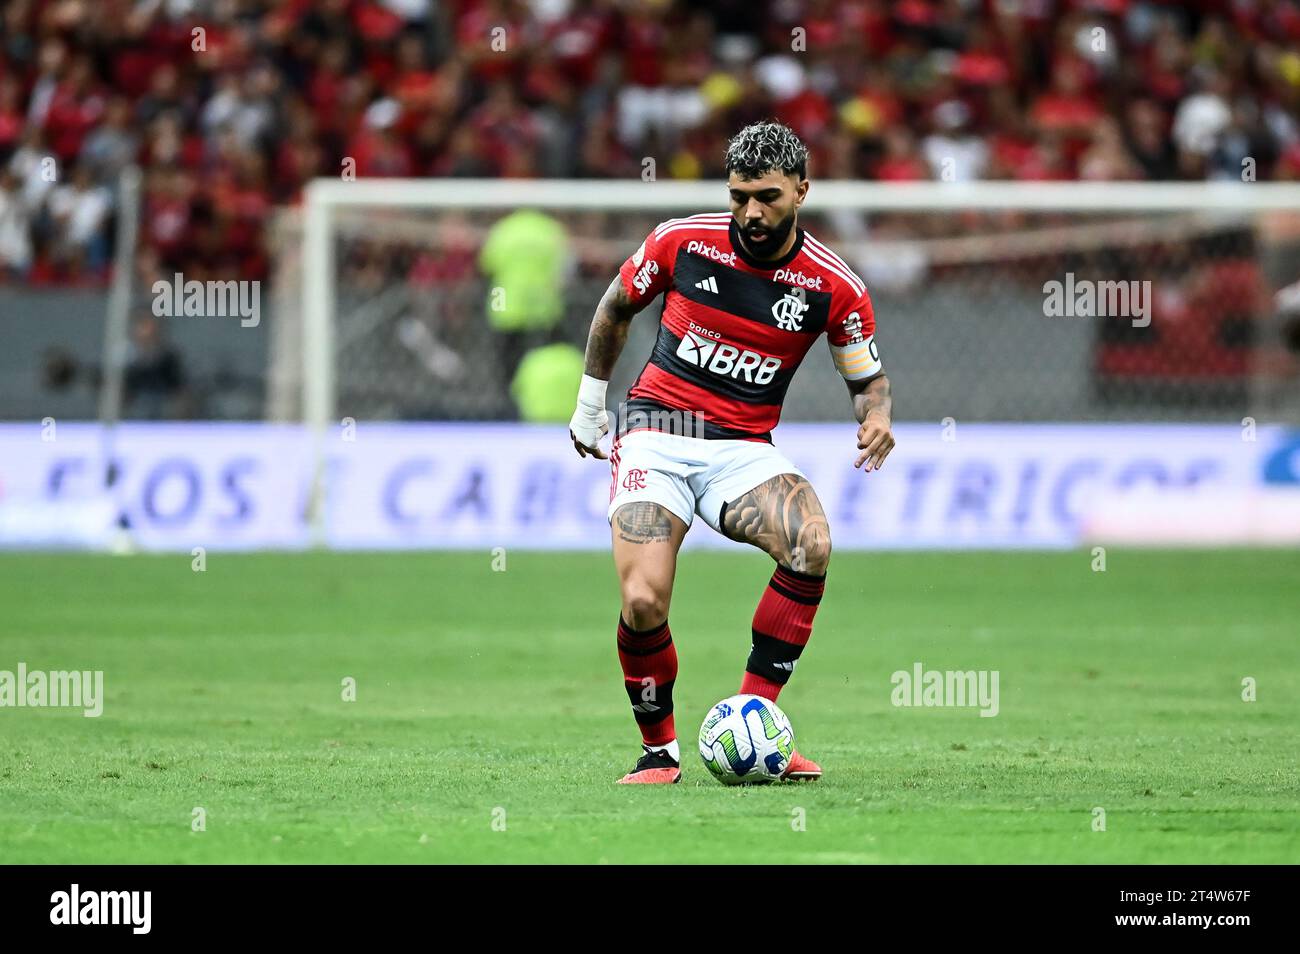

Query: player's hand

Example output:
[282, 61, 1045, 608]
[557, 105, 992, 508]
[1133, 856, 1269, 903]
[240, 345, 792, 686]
[569, 404, 611, 460]
[854, 412, 894, 472]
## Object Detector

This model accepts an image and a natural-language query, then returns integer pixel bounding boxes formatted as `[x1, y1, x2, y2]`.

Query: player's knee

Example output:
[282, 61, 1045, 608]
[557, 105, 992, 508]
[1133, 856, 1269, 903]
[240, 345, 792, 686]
[621, 581, 669, 630]
[789, 529, 831, 576]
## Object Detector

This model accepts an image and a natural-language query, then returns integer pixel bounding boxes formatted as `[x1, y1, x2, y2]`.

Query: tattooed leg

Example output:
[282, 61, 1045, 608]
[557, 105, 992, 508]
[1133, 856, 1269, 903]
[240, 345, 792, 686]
[610, 501, 686, 750]
[721, 474, 832, 574]
[611, 502, 688, 630]
[724, 475, 831, 705]
[614, 501, 677, 545]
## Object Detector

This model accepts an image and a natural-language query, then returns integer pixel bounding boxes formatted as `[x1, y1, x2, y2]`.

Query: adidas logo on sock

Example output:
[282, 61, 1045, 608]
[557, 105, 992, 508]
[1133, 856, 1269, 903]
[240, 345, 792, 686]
[694, 275, 719, 293]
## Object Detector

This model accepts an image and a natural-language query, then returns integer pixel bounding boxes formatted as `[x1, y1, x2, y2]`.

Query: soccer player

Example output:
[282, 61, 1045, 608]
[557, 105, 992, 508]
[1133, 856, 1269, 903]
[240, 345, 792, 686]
[568, 121, 895, 784]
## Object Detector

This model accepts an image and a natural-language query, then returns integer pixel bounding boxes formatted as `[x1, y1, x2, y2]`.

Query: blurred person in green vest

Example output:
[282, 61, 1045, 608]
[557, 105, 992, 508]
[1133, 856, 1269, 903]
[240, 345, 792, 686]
[510, 340, 586, 423]
[479, 208, 571, 387]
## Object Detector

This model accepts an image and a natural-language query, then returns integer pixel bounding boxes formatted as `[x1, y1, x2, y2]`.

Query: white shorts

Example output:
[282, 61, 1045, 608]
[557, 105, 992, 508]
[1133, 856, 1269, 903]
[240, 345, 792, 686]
[607, 430, 806, 533]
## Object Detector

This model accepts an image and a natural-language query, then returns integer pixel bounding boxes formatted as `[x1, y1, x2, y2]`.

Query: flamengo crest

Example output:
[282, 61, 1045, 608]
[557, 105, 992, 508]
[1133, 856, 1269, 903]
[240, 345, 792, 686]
[772, 287, 809, 331]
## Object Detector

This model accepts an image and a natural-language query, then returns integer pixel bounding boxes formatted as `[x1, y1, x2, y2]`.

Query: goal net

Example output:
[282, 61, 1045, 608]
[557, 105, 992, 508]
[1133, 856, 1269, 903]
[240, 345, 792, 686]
[269, 180, 1300, 530]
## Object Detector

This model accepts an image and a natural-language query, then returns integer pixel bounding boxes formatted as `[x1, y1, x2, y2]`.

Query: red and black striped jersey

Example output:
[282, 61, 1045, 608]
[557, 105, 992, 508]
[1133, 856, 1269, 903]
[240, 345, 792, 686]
[617, 212, 881, 441]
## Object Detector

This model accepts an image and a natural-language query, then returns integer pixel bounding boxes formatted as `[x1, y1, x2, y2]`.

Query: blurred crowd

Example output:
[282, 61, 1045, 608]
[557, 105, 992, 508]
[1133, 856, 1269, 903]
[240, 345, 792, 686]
[2, 0, 1300, 286]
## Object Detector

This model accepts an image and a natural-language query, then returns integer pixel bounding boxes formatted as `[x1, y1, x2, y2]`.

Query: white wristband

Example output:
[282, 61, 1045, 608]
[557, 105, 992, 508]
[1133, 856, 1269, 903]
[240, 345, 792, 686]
[576, 374, 609, 410]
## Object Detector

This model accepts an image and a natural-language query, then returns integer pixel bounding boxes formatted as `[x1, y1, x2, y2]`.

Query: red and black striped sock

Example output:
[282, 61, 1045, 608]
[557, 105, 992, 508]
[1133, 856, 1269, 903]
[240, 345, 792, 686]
[740, 564, 826, 702]
[617, 616, 677, 746]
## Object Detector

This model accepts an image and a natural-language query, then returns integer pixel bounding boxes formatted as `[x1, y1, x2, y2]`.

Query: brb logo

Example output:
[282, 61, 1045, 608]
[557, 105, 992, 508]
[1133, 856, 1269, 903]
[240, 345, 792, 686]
[676, 323, 781, 385]
[622, 468, 648, 492]
[632, 260, 659, 295]
[771, 288, 810, 331]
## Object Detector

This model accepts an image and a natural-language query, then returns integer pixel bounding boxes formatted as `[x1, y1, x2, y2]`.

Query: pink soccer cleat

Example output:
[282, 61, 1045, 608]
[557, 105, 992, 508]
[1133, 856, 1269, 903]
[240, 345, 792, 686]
[781, 750, 822, 781]
[617, 745, 682, 784]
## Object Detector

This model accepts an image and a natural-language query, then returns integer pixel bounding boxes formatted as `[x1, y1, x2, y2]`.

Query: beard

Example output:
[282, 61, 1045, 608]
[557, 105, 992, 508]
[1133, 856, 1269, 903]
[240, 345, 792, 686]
[739, 210, 797, 259]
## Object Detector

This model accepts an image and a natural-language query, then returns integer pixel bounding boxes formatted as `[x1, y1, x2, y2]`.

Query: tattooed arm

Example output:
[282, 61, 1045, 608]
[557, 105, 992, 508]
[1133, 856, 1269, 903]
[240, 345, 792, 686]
[570, 276, 648, 460]
[582, 276, 644, 380]
[848, 372, 894, 472]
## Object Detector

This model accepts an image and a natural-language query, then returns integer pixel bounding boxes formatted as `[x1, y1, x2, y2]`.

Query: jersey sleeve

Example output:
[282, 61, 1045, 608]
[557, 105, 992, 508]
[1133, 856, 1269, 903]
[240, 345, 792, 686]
[826, 286, 883, 381]
[617, 224, 677, 305]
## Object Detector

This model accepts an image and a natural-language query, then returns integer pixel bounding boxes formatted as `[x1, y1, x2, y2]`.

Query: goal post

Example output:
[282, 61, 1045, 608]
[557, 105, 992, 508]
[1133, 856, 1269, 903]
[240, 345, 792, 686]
[293, 179, 1300, 539]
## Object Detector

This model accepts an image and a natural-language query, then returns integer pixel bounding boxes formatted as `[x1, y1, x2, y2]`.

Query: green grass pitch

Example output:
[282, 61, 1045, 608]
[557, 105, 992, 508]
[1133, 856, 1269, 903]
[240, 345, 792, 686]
[1, 548, 1296, 864]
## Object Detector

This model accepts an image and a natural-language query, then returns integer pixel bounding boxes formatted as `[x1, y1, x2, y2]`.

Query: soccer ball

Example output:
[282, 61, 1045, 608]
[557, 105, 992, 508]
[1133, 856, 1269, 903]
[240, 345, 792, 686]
[698, 694, 795, 785]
